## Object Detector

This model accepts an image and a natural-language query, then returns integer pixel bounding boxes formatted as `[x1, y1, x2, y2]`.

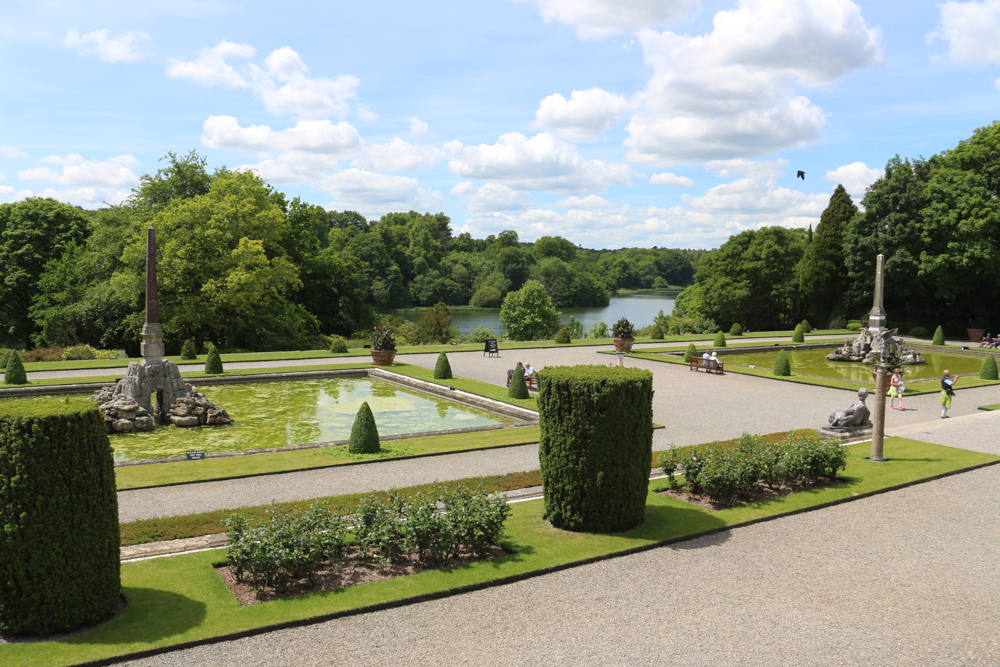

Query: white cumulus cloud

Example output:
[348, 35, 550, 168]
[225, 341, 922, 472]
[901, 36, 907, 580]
[249, 47, 360, 118]
[445, 132, 633, 194]
[19, 154, 140, 188]
[352, 138, 445, 172]
[650, 172, 695, 187]
[520, 0, 698, 38]
[0, 146, 28, 158]
[201, 115, 362, 154]
[625, 0, 883, 164]
[318, 169, 443, 216]
[167, 41, 256, 88]
[63, 28, 151, 63]
[929, 0, 1000, 88]
[533, 88, 630, 141]
[406, 117, 430, 135]
[825, 161, 882, 201]
[452, 182, 531, 213]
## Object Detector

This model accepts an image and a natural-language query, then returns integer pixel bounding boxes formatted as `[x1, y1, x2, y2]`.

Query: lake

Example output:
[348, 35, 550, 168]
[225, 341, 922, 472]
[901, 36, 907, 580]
[387, 288, 679, 335]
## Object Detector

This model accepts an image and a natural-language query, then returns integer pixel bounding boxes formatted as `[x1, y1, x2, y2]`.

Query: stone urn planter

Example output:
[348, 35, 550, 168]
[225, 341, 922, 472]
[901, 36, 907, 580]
[613, 337, 635, 353]
[370, 349, 397, 366]
[968, 328, 985, 343]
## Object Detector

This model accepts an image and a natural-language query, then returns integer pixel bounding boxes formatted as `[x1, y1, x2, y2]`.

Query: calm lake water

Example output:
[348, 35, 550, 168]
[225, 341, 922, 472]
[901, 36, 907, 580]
[107, 377, 515, 461]
[388, 288, 679, 336]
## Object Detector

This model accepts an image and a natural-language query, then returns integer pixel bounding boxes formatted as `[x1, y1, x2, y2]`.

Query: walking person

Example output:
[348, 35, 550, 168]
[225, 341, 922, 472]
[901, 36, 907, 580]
[940, 369, 958, 418]
[889, 367, 906, 411]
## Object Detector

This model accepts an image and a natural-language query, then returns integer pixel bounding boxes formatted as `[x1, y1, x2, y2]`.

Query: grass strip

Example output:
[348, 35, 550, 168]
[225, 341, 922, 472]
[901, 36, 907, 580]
[979, 404, 1000, 411]
[385, 364, 538, 412]
[4, 438, 992, 666]
[115, 426, 541, 491]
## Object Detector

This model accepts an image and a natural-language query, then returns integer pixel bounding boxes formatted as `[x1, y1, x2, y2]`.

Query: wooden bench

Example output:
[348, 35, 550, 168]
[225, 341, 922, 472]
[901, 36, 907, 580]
[689, 357, 724, 374]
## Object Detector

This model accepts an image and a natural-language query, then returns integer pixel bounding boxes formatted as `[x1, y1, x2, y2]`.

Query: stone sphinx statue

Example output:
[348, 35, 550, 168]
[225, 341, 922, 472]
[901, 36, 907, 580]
[828, 388, 872, 430]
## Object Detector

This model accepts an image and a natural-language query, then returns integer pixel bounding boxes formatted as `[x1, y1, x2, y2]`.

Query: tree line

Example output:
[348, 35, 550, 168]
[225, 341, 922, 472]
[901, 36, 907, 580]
[0, 151, 697, 354]
[676, 122, 1000, 336]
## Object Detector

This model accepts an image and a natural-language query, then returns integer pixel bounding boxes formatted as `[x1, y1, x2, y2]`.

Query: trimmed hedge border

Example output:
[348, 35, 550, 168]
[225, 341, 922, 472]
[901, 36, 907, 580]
[0, 397, 120, 636]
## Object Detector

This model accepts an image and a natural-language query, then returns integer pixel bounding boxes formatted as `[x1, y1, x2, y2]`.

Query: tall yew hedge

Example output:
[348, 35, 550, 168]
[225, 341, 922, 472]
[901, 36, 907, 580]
[0, 398, 120, 636]
[537, 366, 653, 533]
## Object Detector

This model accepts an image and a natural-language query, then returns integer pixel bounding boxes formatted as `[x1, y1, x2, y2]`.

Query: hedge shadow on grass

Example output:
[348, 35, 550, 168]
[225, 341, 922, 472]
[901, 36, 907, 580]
[73, 588, 206, 646]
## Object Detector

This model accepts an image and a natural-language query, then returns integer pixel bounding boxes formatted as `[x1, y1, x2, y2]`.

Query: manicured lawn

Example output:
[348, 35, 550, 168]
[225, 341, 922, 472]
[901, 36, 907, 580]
[3, 438, 993, 666]
[115, 426, 541, 490]
[979, 404, 1000, 411]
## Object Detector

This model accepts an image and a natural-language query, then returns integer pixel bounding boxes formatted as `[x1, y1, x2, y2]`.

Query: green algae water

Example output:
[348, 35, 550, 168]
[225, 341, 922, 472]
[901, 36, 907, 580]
[110, 377, 515, 461]
[720, 347, 985, 383]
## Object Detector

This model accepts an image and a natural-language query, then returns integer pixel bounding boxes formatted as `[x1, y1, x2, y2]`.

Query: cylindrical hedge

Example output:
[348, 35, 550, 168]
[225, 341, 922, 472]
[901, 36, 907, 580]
[0, 398, 120, 636]
[537, 366, 653, 533]
[434, 352, 453, 379]
[348, 401, 380, 453]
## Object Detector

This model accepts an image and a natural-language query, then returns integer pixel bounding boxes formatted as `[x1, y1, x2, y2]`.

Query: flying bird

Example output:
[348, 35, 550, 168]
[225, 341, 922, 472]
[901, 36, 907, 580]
[797, 170, 806, 180]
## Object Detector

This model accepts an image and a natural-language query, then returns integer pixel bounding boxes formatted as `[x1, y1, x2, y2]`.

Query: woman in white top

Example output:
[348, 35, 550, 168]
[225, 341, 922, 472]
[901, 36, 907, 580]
[889, 367, 905, 411]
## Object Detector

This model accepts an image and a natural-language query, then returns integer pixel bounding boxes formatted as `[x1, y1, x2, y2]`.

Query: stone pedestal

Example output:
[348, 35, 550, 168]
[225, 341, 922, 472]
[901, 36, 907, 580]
[817, 426, 873, 442]
[141, 323, 165, 364]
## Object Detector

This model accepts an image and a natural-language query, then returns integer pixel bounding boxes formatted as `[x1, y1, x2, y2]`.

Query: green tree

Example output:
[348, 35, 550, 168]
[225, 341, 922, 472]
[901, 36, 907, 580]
[499, 280, 560, 341]
[417, 303, 453, 344]
[532, 235, 577, 262]
[470, 285, 503, 308]
[798, 185, 857, 326]
[0, 198, 89, 348]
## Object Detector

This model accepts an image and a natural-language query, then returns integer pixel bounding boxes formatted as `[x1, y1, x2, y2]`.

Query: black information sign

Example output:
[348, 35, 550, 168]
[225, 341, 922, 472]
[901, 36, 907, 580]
[484, 339, 499, 357]
[186, 450, 206, 461]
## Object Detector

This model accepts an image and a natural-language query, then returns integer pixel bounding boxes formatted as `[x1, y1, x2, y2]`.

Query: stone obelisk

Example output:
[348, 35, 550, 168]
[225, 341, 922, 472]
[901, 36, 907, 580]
[140, 226, 165, 365]
[868, 253, 887, 332]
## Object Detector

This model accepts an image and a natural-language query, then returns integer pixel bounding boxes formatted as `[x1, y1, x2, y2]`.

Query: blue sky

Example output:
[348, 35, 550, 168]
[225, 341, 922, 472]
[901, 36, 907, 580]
[2, 0, 999, 249]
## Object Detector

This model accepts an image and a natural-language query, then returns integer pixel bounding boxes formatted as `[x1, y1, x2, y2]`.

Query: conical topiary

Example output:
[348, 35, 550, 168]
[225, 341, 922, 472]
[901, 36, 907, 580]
[434, 351, 453, 379]
[773, 349, 791, 376]
[800, 319, 812, 333]
[729, 323, 743, 336]
[555, 327, 571, 344]
[348, 401, 380, 453]
[713, 331, 726, 347]
[683, 343, 697, 362]
[792, 324, 805, 343]
[330, 336, 349, 354]
[932, 325, 945, 346]
[204, 347, 223, 375]
[4, 352, 27, 385]
[509, 365, 529, 399]
[980, 353, 998, 381]
[180, 339, 197, 360]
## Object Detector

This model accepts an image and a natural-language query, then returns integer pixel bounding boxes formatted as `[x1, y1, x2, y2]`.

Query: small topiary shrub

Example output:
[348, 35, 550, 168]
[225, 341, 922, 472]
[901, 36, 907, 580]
[330, 336, 349, 354]
[713, 331, 726, 347]
[773, 349, 791, 376]
[932, 325, 945, 345]
[729, 323, 743, 336]
[0, 398, 120, 636]
[683, 343, 697, 362]
[649, 324, 664, 340]
[180, 339, 197, 360]
[4, 353, 27, 385]
[537, 366, 653, 533]
[434, 352, 453, 379]
[508, 366, 529, 399]
[205, 347, 224, 375]
[348, 401, 380, 454]
[980, 353, 998, 381]
[800, 319, 812, 333]
[554, 327, 571, 344]
[908, 326, 930, 338]
[792, 324, 805, 343]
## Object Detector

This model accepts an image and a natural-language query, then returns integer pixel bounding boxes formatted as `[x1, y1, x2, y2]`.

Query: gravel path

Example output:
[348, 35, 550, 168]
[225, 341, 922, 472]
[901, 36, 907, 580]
[116, 345, 1000, 521]
[125, 454, 1000, 666]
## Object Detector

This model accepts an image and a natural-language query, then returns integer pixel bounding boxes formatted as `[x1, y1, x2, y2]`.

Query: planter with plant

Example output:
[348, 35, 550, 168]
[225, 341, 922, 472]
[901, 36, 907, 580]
[370, 326, 397, 366]
[612, 317, 635, 353]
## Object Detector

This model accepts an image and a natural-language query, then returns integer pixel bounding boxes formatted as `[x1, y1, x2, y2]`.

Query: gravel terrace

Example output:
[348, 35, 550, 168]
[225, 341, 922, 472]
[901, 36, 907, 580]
[125, 411, 1000, 666]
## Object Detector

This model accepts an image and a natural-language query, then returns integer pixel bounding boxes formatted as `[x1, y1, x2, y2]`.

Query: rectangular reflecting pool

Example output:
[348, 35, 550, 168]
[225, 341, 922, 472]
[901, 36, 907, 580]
[109, 377, 516, 461]
[718, 346, 985, 383]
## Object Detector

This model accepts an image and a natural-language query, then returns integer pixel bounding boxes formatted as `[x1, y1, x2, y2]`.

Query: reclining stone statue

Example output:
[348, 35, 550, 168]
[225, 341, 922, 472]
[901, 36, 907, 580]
[828, 388, 872, 429]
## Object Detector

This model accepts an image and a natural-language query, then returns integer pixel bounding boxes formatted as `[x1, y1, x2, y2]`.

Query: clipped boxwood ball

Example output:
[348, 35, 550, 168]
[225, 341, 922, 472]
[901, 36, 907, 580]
[434, 351, 453, 379]
[729, 323, 743, 336]
[773, 349, 791, 376]
[508, 366, 529, 399]
[349, 401, 380, 453]
[330, 336, 349, 354]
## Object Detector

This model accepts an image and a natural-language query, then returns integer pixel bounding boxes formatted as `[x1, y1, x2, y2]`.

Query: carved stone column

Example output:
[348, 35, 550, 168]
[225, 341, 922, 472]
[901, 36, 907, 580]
[140, 226, 165, 365]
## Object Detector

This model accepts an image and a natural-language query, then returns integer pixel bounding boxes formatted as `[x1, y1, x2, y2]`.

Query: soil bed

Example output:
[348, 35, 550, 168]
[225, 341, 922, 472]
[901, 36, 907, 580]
[217, 544, 509, 606]
[658, 478, 845, 511]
